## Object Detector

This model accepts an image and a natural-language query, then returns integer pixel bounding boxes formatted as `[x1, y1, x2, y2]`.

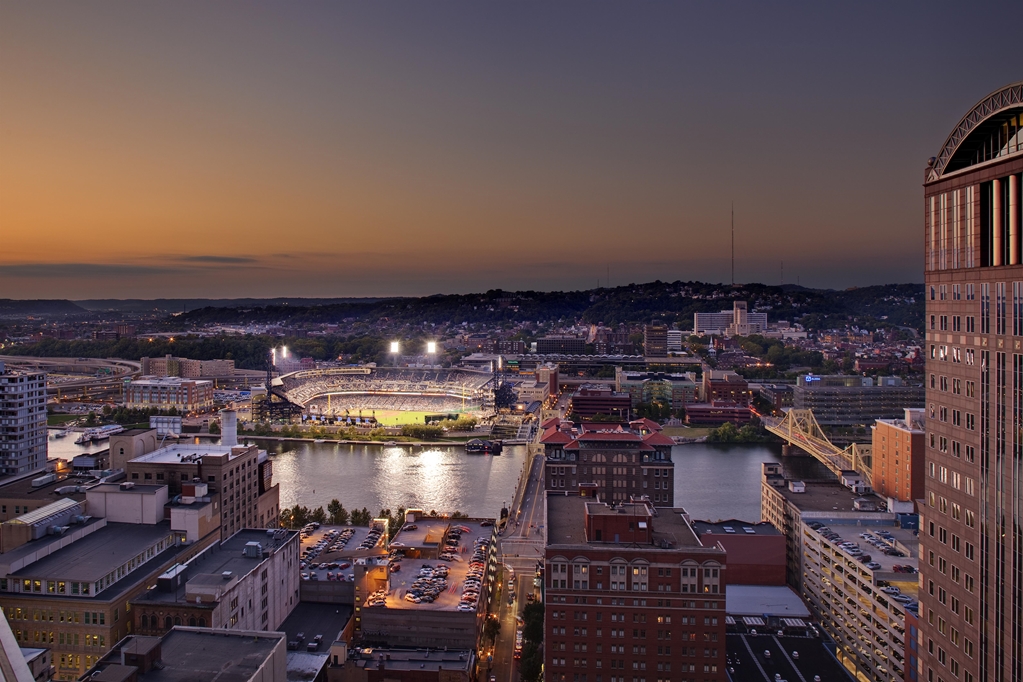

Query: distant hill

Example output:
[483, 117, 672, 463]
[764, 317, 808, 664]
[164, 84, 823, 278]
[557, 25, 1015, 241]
[172, 281, 925, 332]
[74, 298, 388, 313]
[0, 299, 86, 316]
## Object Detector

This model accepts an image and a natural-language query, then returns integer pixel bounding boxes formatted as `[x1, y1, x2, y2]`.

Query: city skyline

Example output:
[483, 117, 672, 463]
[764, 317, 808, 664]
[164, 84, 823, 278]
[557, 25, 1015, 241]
[2, 3, 1021, 299]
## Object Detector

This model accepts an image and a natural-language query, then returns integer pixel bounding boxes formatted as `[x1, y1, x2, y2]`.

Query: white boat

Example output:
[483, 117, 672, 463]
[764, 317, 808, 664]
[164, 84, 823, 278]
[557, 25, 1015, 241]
[74, 424, 126, 444]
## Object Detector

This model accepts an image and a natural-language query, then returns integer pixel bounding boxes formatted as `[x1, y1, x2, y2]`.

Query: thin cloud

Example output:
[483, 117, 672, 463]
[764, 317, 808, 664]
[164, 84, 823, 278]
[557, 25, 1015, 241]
[177, 255, 258, 264]
[0, 263, 186, 278]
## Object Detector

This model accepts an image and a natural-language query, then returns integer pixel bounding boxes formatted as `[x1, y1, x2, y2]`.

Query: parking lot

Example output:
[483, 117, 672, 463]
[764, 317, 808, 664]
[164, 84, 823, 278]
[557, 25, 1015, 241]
[298, 523, 386, 583]
[371, 524, 491, 613]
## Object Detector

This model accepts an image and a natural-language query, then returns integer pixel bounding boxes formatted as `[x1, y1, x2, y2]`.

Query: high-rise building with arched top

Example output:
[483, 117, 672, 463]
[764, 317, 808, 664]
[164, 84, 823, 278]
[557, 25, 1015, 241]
[922, 82, 1023, 682]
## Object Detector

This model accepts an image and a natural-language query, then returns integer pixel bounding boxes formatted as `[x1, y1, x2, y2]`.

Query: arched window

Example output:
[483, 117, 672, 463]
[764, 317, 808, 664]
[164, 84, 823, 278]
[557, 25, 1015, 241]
[165, 616, 173, 630]
[174, 616, 182, 626]
[189, 617, 197, 626]
[198, 617, 207, 627]
[140, 614, 149, 629]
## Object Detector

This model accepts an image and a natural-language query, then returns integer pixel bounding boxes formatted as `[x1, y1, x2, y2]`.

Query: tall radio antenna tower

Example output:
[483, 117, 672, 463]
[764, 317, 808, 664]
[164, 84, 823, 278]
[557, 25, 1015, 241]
[731, 203, 735, 286]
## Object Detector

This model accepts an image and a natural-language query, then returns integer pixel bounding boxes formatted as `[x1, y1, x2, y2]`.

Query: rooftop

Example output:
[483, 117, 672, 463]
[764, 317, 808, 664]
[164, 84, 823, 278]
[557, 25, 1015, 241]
[342, 647, 474, 672]
[0, 470, 94, 500]
[7, 497, 81, 525]
[390, 517, 495, 552]
[89, 482, 167, 495]
[129, 443, 258, 465]
[725, 585, 810, 618]
[726, 633, 854, 682]
[692, 520, 782, 537]
[806, 522, 920, 576]
[279, 602, 352, 644]
[767, 479, 892, 516]
[8, 521, 175, 584]
[299, 525, 381, 582]
[87, 627, 284, 682]
[136, 529, 296, 606]
[546, 494, 702, 549]
[129, 376, 213, 386]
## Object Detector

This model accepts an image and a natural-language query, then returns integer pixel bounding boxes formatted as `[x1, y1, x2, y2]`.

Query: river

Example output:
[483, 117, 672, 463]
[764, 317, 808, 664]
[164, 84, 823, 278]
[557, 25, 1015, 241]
[259, 440, 831, 522]
[47, 430, 831, 523]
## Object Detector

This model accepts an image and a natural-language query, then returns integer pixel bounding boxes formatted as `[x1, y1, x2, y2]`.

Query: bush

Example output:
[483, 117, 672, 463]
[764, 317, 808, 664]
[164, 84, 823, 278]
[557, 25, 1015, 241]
[400, 424, 444, 440]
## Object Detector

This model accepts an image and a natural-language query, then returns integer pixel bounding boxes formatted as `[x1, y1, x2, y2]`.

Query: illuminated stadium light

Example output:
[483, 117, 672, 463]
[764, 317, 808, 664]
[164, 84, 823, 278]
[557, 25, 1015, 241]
[390, 341, 400, 354]
[282, 345, 289, 358]
[426, 341, 437, 354]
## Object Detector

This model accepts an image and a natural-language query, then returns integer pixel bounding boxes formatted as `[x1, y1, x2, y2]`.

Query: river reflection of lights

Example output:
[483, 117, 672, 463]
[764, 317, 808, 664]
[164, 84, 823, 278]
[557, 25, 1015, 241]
[272, 441, 528, 518]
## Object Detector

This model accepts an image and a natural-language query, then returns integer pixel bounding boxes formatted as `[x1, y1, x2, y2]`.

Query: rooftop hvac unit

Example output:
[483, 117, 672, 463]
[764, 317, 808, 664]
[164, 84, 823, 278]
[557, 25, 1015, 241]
[242, 542, 263, 558]
[120, 481, 135, 490]
[221, 571, 233, 580]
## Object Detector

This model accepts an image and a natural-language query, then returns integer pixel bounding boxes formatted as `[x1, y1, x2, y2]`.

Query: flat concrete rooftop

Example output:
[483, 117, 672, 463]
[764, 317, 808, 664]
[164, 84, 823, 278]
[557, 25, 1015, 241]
[10, 521, 175, 583]
[692, 520, 781, 537]
[382, 554, 485, 613]
[279, 601, 352, 646]
[129, 443, 258, 465]
[345, 647, 474, 671]
[546, 494, 701, 548]
[91, 628, 284, 681]
[90, 482, 166, 495]
[137, 530, 295, 606]
[0, 470, 94, 499]
[768, 480, 890, 515]
[390, 517, 495, 551]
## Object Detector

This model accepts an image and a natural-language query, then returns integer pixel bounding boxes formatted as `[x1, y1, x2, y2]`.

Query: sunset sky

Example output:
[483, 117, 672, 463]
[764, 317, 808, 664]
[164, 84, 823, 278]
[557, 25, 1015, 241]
[2, 2, 1021, 299]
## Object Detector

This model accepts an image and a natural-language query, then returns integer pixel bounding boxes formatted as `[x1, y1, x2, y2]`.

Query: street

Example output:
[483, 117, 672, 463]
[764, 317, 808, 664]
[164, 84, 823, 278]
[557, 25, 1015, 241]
[490, 448, 546, 682]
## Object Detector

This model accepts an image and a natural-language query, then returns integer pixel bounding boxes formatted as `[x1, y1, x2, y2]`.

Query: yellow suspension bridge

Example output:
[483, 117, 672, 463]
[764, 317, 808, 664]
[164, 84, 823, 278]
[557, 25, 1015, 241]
[761, 410, 874, 486]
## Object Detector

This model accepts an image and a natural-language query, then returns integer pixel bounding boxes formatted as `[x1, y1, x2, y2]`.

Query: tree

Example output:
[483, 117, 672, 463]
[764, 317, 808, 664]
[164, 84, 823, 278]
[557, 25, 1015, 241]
[311, 506, 327, 524]
[327, 499, 347, 525]
[522, 602, 544, 643]
[287, 505, 311, 529]
[519, 645, 543, 682]
[400, 424, 444, 439]
[379, 508, 407, 539]
[483, 615, 500, 640]
[350, 507, 372, 526]
[518, 601, 545, 682]
[208, 421, 221, 434]
[85, 412, 97, 427]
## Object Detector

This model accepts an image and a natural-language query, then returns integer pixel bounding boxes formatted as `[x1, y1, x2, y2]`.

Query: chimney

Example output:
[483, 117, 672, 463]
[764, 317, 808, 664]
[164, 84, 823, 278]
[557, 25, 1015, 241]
[220, 409, 238, 447]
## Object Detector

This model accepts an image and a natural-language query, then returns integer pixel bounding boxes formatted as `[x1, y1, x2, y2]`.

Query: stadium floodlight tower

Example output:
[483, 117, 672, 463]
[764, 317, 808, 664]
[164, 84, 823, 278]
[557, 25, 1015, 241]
[254, 347, 302, 422]
[493, 354, 516, 410]
[426, 341, 437, 366]
[390, 341, 400, 367]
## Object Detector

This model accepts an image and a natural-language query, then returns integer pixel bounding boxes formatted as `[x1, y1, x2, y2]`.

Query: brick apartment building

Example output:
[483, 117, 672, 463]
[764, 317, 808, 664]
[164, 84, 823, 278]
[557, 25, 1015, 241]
[544, 493, 728, 682]
[870, 408, 926, 502]
[541, 418, 675, 505]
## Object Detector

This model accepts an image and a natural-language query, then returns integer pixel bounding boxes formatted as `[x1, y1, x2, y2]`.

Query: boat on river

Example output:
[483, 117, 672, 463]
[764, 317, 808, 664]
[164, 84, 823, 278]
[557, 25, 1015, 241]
[465, 439, 502, 455]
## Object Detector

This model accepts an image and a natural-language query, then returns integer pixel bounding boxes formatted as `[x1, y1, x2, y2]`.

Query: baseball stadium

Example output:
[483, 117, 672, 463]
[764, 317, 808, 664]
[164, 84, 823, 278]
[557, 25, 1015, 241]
[275, 366, 494, 425]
